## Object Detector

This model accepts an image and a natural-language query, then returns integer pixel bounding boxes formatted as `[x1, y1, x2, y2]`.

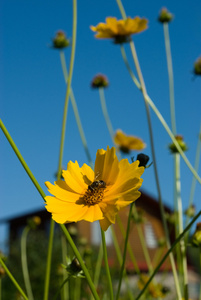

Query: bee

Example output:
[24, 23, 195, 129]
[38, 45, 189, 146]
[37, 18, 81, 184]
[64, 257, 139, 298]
[88, 180, 106, 192]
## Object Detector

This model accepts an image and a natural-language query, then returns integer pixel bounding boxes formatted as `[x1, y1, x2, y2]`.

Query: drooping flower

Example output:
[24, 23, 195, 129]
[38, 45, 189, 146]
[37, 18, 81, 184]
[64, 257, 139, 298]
[90, 17, 148, 44]
[114, 129, 146, 154]
[45, 147, 144, 231]
[91, 74, 109, 88]
[52, 30, 70, 49]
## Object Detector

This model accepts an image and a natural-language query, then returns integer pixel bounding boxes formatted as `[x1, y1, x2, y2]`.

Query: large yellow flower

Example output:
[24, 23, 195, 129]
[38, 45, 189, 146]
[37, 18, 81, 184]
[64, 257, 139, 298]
[114, 129, 146, 154]
[90, 17, 148, 44]
[45, 147, 144, 231]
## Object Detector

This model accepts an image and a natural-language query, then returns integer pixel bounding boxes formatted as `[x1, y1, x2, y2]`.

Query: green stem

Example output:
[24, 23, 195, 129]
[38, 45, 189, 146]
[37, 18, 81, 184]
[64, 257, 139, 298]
[93, 244, 103, 291]
[163, 23, 176, 135]
[110, 227, 134, 300]
[53, 277, 70, 300]
[101, 228, 114, 300]
[99, 87, 115, 143]
[61, 233, 68, 300]
[116, 215, 141, 275]
[186, 121, 201, 227]
[118, 45, 201, 184]
[116, 204, 133, 300]
[60, 224, 100, 300]
[0, 257, 28, 300]
[43, 219, 55, 300]
[57, 0, 77, 178]
[135, 209, 201, 300]
[59, 51, 93, 168]
[21, 226, 34, 300]
[175, 154, 189, 298]
[0, 119, 46, 199]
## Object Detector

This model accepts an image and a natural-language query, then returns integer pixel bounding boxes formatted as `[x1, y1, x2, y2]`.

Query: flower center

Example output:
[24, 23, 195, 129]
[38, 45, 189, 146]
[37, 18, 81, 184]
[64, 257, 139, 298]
[83, 180, 106, 206]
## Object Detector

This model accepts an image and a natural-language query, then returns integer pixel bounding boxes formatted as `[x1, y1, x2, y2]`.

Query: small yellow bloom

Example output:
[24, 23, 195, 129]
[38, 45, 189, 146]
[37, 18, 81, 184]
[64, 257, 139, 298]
[114, 129, 146, 154]
[45, 147, 144, 231]
[90, 17, 148, 44]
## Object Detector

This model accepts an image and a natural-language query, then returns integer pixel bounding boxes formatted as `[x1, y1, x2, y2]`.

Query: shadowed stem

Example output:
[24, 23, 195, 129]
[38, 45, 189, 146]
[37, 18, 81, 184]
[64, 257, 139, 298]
[21, 226, 34, 300]
[101, 228, 114, 300]
[0, 257, 28, 300]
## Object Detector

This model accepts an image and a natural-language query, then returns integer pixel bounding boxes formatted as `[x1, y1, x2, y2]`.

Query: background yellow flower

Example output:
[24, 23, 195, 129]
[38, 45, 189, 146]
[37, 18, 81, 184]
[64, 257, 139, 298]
[45, 147, 144, 231]
[91, 16, 148, 43]
[114, 129, 146, 153]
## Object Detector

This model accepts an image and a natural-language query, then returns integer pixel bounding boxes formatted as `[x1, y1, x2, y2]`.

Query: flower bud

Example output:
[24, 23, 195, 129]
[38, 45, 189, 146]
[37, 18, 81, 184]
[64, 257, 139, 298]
[91, 74, 109, 88]
[168, 135, 188, 154]
[136, 153, 150, 167]
[158, 8, 173, 23]
[193, 56, 201, 76]
[52, 31, 70, 49]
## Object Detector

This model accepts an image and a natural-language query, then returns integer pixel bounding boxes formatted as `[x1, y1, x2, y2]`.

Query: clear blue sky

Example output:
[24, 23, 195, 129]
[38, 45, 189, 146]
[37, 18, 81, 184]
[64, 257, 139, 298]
[1, 0, 201, 248]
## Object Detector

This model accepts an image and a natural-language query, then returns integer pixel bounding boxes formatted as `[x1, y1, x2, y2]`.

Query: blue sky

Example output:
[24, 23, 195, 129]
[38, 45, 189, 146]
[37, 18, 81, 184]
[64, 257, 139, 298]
[1, 0, 201, 248]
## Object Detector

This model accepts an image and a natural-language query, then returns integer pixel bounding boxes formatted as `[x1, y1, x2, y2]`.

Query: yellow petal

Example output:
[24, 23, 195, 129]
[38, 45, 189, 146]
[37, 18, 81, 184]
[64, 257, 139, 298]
[45, 181, 80, 202]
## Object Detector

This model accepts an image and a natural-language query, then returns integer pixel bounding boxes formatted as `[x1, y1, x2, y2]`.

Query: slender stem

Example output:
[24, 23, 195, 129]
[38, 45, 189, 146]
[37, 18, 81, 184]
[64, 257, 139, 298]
[57, 0, 77, 178]
[175, 154, 189, 298]
[110, 226, 134, 300]
[0, 257, 28, 300]
[186, 121, 201, 227]
[21, 226, 34, 300]
[59, 51, 93, 168]
[61, 233, 68, 300]
[115, 217, 141, 275]
[135, 209, 201, 300]
[163, 23, 176, 135]
[116, 204, 133, 300]
[93, 244, 103, 290]
[118, 46, 201, 184]
[0, 119, 46, 199]
[99, 88, 115, 143]
[53, 277, 70, 300]
[60, 224, 100, 300]
[101, 228, 114, 300]
[43, 219, 55, 300]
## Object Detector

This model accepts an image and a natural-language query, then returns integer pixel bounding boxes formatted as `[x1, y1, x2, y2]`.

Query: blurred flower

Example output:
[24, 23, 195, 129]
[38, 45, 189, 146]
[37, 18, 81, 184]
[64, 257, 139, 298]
[114, 129, 146, 154]
[27, 216, 41, 230]
[136, 153, 150, 167]
[158, 8, 173, 23]
[138, 274, 167, 298]
[52, 30, 70, 49]
[168, 135, 188, 154]
[184, 205, 195, 218]
[90, 17, 148, 44]
[45, 146, 144, 231]
[0, 266, 5, 278]
[191, 222, 201, 247]
[91, 74, 109, 88]
[193, 56, 201, 76]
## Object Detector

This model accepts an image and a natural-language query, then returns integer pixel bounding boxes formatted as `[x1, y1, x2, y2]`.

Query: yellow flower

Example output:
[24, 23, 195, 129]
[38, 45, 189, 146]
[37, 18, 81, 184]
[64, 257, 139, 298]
[45, 147, 144, 231]
[114, 129, 146, 154]
[90, 17, 148, 44]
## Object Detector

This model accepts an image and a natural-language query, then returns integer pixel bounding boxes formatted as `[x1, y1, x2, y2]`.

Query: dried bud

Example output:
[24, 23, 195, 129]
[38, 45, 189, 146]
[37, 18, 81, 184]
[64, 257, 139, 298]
[168, 135, 188, 154]
[158, 8, 173, 23]
[52, 31, 70, 49]
[193, 56, 201, 76]
[191, 223, 201, 247]
[91, 74, 109, 88]
[136, 153, 150, 167]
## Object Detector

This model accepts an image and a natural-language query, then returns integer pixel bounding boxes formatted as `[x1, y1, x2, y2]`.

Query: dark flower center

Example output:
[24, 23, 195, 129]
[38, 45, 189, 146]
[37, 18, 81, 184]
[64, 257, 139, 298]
[83, 180, 106, 206]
